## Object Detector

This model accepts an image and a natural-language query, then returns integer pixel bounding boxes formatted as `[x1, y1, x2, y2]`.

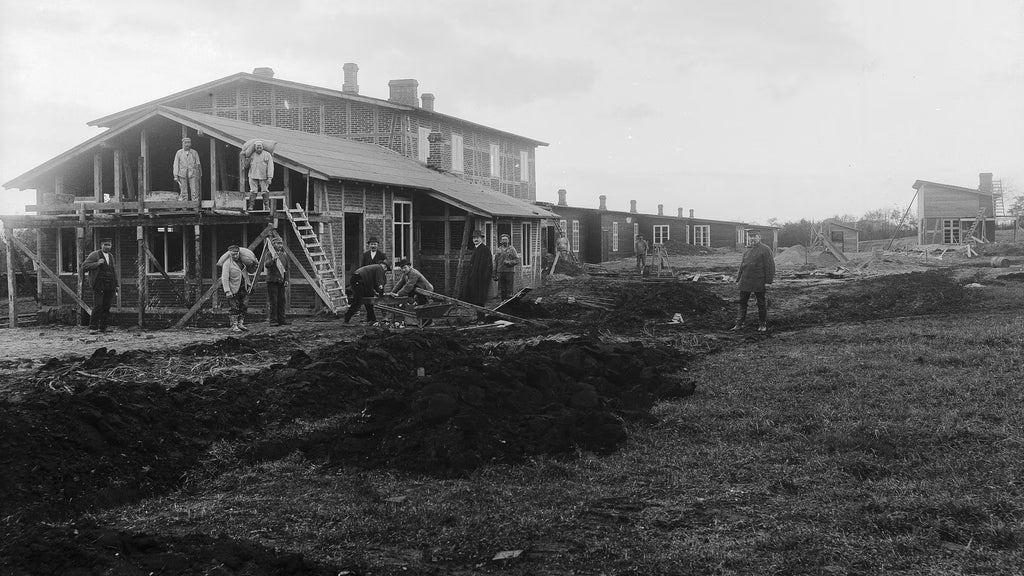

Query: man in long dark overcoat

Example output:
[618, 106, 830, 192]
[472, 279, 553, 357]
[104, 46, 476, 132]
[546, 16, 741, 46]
[461, 229, 493, 323]
[732, 231, 776, 332]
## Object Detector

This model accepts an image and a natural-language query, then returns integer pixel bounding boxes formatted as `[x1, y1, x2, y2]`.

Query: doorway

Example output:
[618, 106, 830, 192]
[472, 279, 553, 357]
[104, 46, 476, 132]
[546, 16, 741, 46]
[344, 213, 363, 274]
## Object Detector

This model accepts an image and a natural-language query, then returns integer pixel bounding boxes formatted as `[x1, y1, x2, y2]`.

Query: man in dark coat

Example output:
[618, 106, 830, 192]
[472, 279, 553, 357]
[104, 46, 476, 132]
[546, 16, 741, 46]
[461, 229, 492, 323]
[732, 231, 776, 332]
[265, 237, 289, 326]
[359, 237, 389, 269]
[81, 238, 119, 334]
[344, 262, 388, 324]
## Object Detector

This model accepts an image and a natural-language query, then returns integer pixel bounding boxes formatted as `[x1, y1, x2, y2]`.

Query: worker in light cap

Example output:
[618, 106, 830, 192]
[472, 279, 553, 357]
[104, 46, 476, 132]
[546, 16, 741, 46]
[246, 140, 274, 212]
[492, 233, 520, 300]
[172, 137, 202, 202]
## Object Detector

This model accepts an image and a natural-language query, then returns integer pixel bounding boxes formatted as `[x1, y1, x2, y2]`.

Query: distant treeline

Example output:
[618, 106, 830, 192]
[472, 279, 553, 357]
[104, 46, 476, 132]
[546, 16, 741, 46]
[770, 207, 918, 247]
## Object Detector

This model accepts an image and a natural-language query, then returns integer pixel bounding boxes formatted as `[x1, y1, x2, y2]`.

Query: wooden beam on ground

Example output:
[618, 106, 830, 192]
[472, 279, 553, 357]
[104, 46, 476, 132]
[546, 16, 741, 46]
[6, 231, 92, 316]
[413, 288, 541, 327]
[173, 224, 276, 328]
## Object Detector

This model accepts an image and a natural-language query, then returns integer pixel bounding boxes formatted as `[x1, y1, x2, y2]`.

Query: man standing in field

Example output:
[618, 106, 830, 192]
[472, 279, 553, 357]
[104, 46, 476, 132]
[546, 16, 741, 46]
[492, 233, 520, 300]
[265, 237, 289, 326]
[221, 245, 252, 332]
[732, 231, 775, 332]
[635, 233, 649, 274]
[461, 229, 493, 324]
[81, 238, 118, 334]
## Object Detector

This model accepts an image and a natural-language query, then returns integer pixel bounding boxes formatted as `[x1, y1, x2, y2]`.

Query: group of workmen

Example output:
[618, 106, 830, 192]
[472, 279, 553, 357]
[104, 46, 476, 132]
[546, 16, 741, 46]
[213, 230, 522, 331]
[172, 136, 275, 212]
[342, 230, 520, 327]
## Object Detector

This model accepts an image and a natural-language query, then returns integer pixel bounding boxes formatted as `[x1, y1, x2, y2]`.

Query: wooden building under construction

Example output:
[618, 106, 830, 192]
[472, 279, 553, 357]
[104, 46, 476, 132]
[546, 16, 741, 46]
[1, 94, 556, 327]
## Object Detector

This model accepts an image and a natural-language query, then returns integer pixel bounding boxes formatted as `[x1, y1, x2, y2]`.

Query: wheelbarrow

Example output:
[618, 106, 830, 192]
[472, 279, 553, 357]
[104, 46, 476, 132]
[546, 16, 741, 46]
[373, 296, 454, 328]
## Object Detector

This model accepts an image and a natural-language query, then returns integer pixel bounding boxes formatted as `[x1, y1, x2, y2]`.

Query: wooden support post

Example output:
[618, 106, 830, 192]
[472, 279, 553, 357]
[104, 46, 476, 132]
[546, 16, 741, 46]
[5, 226, 16, 328]
[113, 149, 123, 204]
[174, 225, 276, 328]
[140, 129, 150, 199]
[193, 225, 202, 306]
[453, 216, 472, 294]
[7, 233, 92, 316]
[75, 218, 85, 326]
[138, 158, 146, 212]
[94, 152, 103, 203]
[137, 226, 146, 327]
[36, 231, 43, 306]
[210, 140, 218, 203]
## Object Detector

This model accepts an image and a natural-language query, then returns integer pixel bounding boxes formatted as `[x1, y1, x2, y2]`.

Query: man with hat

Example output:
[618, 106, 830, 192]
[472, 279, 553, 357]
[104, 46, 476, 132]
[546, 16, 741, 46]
[634, 233, 649, 274]
[265, 237, 289, 326]
[344, 261, 388, 325]
[461, 229, 493, 323]
[492, 233, 520, 300]
[359, 237, 389, 269]
[732, 230, 775, 333]
[246, 140, 274, 212]
[81, 238, 119, 334]
[172, 137, 202, 202]
[221, 244, 253, 332]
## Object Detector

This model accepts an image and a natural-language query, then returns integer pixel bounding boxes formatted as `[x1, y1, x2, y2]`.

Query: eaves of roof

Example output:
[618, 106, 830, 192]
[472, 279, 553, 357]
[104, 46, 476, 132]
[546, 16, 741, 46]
[535, 203, 760, 228]
[88, 72, 549, 147]
[6, 106, 558, 220]
[912, 179, 990, 196]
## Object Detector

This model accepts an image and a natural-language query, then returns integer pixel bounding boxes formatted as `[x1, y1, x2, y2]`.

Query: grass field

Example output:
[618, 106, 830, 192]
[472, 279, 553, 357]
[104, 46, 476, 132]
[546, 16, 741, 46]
[87, 307, 1024, 575]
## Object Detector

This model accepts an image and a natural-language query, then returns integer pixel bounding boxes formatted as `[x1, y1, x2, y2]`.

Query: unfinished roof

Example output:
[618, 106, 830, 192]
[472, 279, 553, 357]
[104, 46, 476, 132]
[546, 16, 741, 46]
[87, 72, 549, 147]
[912, 179, 991, 197]
[4, 106, 557, 220]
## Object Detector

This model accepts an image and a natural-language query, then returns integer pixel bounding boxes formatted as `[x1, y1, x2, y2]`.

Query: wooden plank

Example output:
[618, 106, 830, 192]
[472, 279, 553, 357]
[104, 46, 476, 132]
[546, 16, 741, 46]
[453, 215, 472, 295]
[412, 288, 540, 327]
[6, 232, 92, 315]
[173, 224, 276, 328]
[76, 222, 85, 326]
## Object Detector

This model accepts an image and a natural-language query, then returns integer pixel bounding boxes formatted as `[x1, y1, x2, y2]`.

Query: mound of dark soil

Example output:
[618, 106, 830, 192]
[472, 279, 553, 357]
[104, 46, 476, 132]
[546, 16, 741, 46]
[290, 333, 695, 473]
[783, 270, 967, 326]
[0, 333, 695, 527]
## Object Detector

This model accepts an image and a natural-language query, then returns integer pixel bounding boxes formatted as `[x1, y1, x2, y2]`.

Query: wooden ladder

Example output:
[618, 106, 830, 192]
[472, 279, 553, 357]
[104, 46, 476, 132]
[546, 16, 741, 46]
[960, 207, 987, 245]
[282, 203, 348, 312]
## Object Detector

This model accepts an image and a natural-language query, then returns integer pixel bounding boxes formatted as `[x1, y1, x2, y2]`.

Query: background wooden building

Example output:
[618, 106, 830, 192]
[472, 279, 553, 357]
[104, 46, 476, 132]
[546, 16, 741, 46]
[914, 173, 999, 245]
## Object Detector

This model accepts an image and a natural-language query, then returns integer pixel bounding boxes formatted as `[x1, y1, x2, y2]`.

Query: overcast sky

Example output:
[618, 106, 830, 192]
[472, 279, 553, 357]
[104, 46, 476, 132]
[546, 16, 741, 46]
[1, 0, 1022, 223]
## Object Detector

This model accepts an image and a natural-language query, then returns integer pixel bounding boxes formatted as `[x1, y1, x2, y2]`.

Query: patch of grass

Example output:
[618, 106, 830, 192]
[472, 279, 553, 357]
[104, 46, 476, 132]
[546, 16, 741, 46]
[87, 311, 1024, 574]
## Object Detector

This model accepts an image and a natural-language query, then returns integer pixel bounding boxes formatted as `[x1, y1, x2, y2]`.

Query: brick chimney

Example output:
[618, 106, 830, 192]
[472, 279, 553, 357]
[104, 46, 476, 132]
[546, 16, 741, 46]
[979, 172, 993, 193]
[427, 132, 444, 170]
[630, 200, 637, 213]
[658, 204, 664, 216]
[389, 79, 419, 107]
[689, 209, 694, 218]
[557, 189, 567, 206]
[677, 208, 684, 218]
[599, 195, 607, 210]
[342, 63, 359, 94]
[421, 93, 435, 111]
[253, 67, 275, 78]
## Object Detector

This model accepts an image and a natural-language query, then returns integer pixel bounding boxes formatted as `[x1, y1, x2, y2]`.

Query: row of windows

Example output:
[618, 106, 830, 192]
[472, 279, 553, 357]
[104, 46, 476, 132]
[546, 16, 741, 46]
[416, 128, 529, 181]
